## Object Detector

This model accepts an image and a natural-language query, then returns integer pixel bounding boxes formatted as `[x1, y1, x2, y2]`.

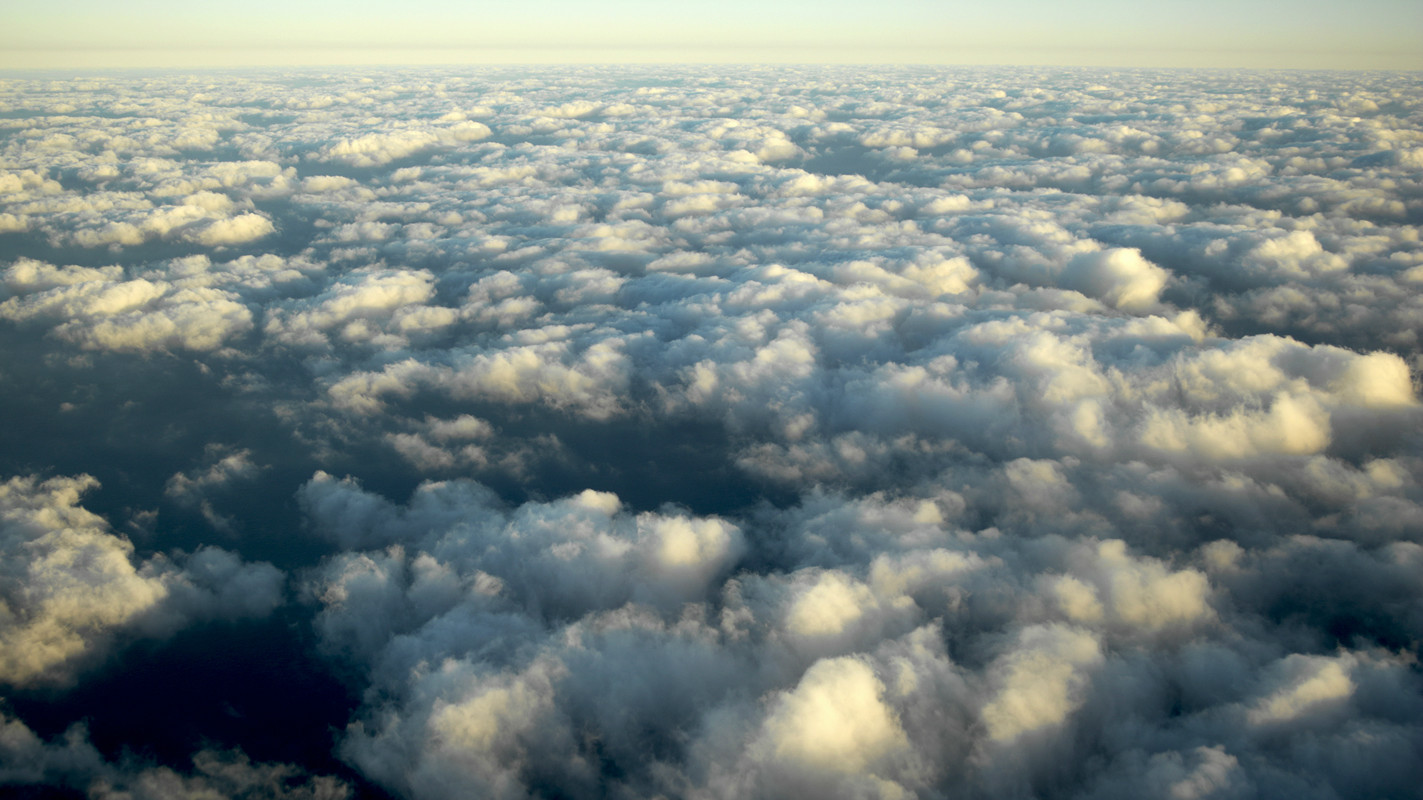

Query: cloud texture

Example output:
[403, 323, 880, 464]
[1, 66, 1421, 799]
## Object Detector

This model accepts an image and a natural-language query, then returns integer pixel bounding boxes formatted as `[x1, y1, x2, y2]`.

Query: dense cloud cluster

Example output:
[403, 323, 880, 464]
[0, 473, 281, 686]
[1, 66, 1421, 799]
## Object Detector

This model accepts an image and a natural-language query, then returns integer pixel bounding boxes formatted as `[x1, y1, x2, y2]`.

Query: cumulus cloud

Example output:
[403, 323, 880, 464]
[1060, 247, 1171, 312]
[190, 211, 275, 246]
[1, 65, 1421, 800]
[289, 472, 1422, 799]
[264, 268, 448, 348]
[0, 474, 282, 686]
[1, 259, 253, 351]
[0, 475, 171, 685]
[760, 655, 909, 770]
[164, 446, 262, 504]
[301, 474, 743, 618]
[0, 709, 348, 800]
[318, 121, 492, 167]
[979, 624, 1102, 743]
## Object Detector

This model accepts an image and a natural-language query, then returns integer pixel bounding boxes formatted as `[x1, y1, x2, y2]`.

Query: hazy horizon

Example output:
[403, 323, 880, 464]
[4, 0, 1421, 70]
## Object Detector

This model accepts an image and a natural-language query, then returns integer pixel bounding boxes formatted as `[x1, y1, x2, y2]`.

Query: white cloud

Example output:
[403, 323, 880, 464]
[759, 656, 909, 773]
[0, 474, 282, 686]
[2, 65, 1422, 800]
[318, 122, 492, 167]
[980, 624, 1103, 743]
[189, 212, 274, 246]
[1246, 653, 1356, 726]
[0, 474, 170, 685]
[265, 268, 444, 348]
[1060, 247, 1171, 312]
[1, 259, 255, 351]
[1050, 539, 1214, 632]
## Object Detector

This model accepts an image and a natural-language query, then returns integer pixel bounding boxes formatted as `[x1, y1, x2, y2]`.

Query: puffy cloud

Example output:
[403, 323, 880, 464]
[0, 474, 169, 685]
[321, 130, 444, 167]
[2, 257, 124, 295]
[2, 66, 1421, 800]
[0, 474, 282, 686]
[286, 466, 1423, 798]
[264, 268, 445, 348]
[1139, 390, 1334, 458]
[318, 122, 492, 167]
[0, 709, 348, 800]
[164, 446, 261, 502]
[1061, 247, 1171, 312]
[1077, 746, 1253, 800]
[759, 656, 909, 772]
[1, 259, 253, 351]
[980, 624, 1103, 743]
[1246, 652, 1356, 726]
[1048, 539, 1214, 633]
[326, 337, 634, 418]
[302, 475, 743, 622]
[189, 211, 274, 246]
[783, 570, 882, 639]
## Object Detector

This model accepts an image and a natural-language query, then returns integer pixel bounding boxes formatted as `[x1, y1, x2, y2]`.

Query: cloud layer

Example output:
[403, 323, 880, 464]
[1, 66, 1420, 799]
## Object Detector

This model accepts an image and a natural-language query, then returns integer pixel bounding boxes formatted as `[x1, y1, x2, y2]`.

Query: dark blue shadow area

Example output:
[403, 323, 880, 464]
[0, 329, 333, 568]
[5, 613, 392, 799]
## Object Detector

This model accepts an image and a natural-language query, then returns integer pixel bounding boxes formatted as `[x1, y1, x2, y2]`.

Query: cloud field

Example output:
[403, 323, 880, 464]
[1, 66, 1421, 799]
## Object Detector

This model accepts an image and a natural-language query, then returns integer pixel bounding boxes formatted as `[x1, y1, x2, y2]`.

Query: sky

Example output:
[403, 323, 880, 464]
[2, 0, 1421, 69]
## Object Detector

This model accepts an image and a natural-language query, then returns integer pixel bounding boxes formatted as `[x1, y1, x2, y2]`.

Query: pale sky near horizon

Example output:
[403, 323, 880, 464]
[1, 0, 1420, 70]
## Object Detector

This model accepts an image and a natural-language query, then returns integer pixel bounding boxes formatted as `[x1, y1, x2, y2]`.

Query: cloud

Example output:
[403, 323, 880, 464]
[980, 624, 1102, 743]
[1, 65, 1421, 800]
[302, 475, 743, 622]
[264, 268, 445, 348]
[164, 446, 262, 505]
[1246, 652, 1356, 726]
[0, 474, 172, 685]
[318, 122, 492, 167]
[326, 337, 635, 418]
[758, 656, 909, 772]
[0, 474, 282, 686]
[189, 212, 275, 246]
[1060, 247, 1171, 312]
[0, 708, 348, 800]
[1, 259, 254, 352]
[289, 469, 1423, 798]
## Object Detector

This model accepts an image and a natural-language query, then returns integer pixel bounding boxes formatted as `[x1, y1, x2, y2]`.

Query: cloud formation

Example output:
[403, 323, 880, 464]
[0, 474, 282, 686]
[1, 65, 1420, 800]
[1, 709, 348, 800]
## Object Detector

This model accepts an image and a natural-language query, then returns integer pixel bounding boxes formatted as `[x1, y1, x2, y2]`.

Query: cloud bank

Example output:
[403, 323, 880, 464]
[1, 65, 1420, 799]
